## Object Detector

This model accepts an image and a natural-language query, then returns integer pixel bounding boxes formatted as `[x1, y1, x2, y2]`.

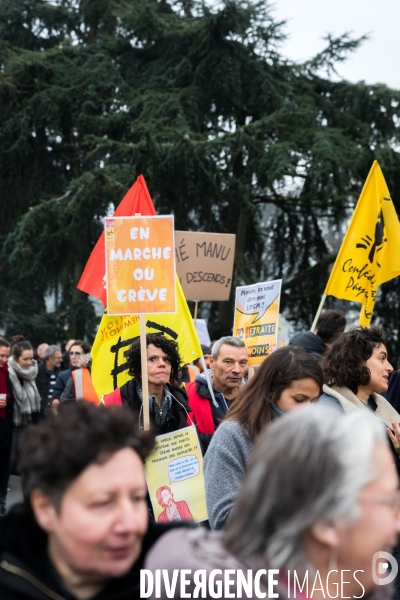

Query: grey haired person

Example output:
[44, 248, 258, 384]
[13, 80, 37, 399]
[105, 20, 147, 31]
[146, 405, 398, 600]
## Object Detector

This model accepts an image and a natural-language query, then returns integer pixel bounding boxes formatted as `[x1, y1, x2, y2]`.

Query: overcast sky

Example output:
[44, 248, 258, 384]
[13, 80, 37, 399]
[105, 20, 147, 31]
[269, 0, 399, 89]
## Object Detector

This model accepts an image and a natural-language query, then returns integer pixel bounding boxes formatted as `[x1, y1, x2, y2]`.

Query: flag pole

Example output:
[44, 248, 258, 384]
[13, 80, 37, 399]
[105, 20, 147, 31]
[134, 210, 150, 431]
[140, 314, 150, 430]
[193, 301, 198, 321]
[311, 294, 326, 332]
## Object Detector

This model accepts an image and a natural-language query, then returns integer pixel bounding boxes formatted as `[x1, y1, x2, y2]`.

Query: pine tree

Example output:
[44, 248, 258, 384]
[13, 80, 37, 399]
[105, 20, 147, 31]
[1, 0, 400, 357]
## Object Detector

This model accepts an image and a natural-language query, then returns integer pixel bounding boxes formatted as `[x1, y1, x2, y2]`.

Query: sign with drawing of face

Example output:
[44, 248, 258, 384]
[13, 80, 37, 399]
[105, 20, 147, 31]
[145, 426, 208, 523]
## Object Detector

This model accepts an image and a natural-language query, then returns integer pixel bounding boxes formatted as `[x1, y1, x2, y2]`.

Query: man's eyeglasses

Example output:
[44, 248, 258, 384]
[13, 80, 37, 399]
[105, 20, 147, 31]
[70, 351, 83, 356]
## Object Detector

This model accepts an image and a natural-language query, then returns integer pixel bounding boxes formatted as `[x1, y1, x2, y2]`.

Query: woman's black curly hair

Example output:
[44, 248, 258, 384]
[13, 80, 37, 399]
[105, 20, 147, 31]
[322, 326, 387, 394]
[124, 333, 181, 386]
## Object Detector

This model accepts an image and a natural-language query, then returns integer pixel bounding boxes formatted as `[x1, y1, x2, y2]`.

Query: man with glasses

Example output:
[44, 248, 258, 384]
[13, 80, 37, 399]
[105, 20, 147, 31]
[51, 340, 91, 407]
[103, 334, 191, 435]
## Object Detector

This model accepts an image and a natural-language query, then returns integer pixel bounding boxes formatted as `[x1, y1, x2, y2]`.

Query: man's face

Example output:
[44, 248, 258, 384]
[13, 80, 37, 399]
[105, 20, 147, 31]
[37, 448, 148, 584]
[147, 344, 172, 387]
[69, 345, 84, 368]
[161, 489, 173, 507]
[0, 345, 10, 368]
[47, 351, 62, 370]
[203, 354, 211, 370]
[37, 344, 49, 360]
[209, 344, 248, 392]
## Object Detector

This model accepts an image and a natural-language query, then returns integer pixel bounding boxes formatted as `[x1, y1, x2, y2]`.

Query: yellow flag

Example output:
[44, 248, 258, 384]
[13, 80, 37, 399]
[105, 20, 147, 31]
[324, 161, 400, 326]
[91, 277, 202, 398]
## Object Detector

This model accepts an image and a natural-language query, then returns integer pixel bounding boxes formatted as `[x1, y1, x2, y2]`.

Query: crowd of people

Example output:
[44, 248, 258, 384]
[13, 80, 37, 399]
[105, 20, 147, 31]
[1, 311, 400, 599]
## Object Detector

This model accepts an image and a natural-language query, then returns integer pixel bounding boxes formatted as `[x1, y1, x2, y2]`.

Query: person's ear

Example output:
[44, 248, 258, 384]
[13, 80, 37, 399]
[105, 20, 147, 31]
[30, 489, 58, 533]
[309, 522, 340, 550]
[208, 355, 215, 371]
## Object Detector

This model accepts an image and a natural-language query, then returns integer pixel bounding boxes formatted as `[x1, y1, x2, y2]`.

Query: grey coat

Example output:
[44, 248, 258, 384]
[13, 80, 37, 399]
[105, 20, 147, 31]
[203, 420, 254, 530]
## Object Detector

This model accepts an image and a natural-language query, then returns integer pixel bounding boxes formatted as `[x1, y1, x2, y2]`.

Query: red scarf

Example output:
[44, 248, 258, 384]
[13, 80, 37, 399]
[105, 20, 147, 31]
[0, 363, 9, 420]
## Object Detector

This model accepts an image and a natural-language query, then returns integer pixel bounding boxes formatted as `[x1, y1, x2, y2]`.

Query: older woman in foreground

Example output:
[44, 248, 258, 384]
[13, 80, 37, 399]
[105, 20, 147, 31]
[0, 402, 185, 600]
[146, 405, 400, 599]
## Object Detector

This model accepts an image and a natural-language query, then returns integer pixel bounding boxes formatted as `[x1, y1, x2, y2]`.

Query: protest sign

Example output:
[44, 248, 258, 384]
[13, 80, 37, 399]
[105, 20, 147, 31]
[145, 426, 208, 523]
[277, 314, 291, 348]
[195, 318, 211, 346]
[175, 231, 235, 301]
[105, 215, 176, 315]
[233, 279, 282, 366]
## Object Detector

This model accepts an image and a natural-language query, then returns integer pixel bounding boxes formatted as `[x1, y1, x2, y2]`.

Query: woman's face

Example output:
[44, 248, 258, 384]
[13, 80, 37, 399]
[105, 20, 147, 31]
[275, 378, 321, 412]
[147, 343, 172, 387]
[16, 349, 34, 370]
[336, 442, 400, 594]
[69, 345, 84, 368]
[40, 448, 148, 587]
[362, 343, 393, 394]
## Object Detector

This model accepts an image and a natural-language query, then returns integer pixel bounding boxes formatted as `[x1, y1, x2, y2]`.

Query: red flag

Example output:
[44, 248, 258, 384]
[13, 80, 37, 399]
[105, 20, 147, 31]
[77, 175, 156, 306]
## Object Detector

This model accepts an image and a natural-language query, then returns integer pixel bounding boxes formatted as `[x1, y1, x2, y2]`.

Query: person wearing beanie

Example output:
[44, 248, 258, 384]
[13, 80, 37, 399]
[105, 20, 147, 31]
[289, 310, 346, 361]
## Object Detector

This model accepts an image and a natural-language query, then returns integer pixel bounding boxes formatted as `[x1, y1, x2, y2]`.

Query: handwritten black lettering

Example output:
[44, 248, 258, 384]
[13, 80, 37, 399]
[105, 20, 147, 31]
[196, 242, 231, 260]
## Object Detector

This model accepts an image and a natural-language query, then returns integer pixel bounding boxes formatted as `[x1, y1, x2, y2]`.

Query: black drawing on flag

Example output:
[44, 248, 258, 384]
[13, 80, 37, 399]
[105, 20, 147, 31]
[356, 208, 387, 268]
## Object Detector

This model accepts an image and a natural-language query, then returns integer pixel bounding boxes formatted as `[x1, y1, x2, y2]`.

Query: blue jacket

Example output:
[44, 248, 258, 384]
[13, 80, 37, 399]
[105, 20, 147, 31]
[51, 367, 77, 400]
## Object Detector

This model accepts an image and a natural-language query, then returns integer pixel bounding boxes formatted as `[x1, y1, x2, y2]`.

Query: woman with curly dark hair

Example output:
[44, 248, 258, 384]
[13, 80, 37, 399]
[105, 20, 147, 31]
[320, 326, 400, 458]
[103, 334, 191, 434]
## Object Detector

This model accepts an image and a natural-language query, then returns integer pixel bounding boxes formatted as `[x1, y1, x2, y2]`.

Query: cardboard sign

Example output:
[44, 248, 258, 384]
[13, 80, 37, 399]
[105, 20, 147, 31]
[145, 426, 208, 523]
[175, 231, 235, 301]
[105, 216, 176, 315]
[233, 279, 282, 366]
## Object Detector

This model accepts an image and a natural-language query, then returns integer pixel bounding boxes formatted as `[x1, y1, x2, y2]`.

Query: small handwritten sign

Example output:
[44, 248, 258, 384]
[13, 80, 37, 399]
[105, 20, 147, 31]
[174, 231, 235, 301]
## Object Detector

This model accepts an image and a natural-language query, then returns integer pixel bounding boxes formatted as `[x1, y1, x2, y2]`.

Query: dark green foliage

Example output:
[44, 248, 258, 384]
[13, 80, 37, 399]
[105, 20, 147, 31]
[1, 0, 400, 358]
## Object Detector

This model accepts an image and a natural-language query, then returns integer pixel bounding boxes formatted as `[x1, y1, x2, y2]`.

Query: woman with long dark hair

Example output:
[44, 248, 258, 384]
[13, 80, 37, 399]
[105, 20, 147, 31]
[204, 346, 323, 530]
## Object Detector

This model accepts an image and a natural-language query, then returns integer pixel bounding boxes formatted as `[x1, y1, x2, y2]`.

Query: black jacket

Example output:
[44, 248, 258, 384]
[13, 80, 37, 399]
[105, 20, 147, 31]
[36, 363, 60, 411]
[387, 370, 400, 412]
[0, 373, 14, 449]
[0, 503, 190, 600]
[120, 380, 191, 435]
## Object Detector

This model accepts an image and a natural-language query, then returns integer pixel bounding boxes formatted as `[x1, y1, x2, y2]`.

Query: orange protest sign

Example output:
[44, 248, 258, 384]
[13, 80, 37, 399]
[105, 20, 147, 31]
[105, 216, 176, 315]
